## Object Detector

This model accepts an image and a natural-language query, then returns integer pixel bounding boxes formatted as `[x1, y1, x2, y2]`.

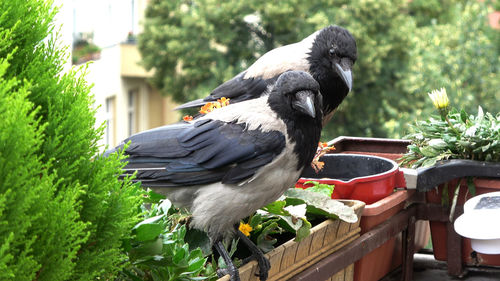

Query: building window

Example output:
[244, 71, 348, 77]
[128, 89, 138, 136]
[105, 97, 115, 146]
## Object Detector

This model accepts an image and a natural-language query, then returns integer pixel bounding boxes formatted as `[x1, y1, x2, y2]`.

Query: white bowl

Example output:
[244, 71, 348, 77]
[454, 191, 500, 254]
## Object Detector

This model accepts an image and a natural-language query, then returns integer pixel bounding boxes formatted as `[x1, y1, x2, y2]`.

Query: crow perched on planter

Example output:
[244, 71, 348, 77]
[106, 71, 324, 281]
[176, 25, 357, 125]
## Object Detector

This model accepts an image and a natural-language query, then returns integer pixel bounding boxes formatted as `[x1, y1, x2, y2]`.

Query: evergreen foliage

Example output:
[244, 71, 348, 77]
[0, 0, 143, 280]
[139, 0, 499, 139]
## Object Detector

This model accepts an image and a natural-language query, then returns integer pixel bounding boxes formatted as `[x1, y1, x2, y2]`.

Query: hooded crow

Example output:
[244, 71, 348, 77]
[107, 71, 324, 281]
[176, 25, 357, 124]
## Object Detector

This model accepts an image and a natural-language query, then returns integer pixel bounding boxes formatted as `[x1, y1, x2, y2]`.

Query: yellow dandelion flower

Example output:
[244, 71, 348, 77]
[238, 222, 253, 237]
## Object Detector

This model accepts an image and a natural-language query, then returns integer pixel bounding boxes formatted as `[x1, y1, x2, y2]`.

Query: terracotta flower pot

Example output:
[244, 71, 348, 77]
[325, 136, 431, 281]
[426, 178, 500, 266]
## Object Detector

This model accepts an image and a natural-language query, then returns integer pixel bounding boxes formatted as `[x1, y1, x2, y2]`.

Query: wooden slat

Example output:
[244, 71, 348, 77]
[288, 206, 416, 281]
[322, 219, 341, 246]
[266, 244, 285, 278]
[294, 230, 315, 262]
[277, 234, 359, 281]
[344, 264, 354, 281]
[330, 269, 344, 281]
[447, 221, 463, 276]
[279, 240, 300, 273]
[309, 223, 328, 254]
[402, 216, 416, 281]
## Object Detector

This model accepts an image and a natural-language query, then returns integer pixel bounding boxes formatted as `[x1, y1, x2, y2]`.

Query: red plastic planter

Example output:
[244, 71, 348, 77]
[296, 154, 406, 204]
[354, 190, 409, 281]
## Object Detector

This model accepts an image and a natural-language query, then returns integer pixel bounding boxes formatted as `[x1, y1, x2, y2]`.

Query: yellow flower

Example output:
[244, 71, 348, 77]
[238, 222, 253, 237]
[428, 88, 449, 110]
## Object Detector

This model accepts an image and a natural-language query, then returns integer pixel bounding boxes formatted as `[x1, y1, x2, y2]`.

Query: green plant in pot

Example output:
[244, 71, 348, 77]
[400, 87, 499, 216]
[400, 88, 499, 167]
[399, 88, 500, 265]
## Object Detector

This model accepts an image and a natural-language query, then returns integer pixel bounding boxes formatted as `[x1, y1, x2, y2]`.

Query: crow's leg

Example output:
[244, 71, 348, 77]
[214, 240, 240, 281]
[236, 230, 270, 281]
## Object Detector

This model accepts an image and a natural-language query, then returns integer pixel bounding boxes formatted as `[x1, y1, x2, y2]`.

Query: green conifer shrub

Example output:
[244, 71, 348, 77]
[0, 0, 143, 280]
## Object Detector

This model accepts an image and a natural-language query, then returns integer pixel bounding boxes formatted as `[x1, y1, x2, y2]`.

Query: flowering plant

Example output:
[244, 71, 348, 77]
[238, 184, 355, 252]
[400, 88, 499, 216]
[122, 185, 356, 280]
[400, 88, 500, 168]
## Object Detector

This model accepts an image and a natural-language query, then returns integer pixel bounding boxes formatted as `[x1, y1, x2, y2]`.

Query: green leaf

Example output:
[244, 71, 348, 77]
[172, 246, 188, 266]
[428, 139, 448, 150]
[262, 200, 288, 216]
[187, 255, 206, 272]
[304, 181, 335, 197]
[477, 106, 484, 121]
[133, 214, 165, 230]
[441, 183, 449, 207]
[294, 218, 312, 242]
[129, 237, 164, 261]
[460, 109, 468, 123]
[135, 223, 164, 242]
[249, 213, 263, 229]
[421, 157, 438, 167]
[256, 222, 279, 253]
[420, 146, 439, 157]
[467, 177, 476, 197]
[185, 228, 212, 256]
[284, 188, 357, 223]
[158, 199, 172, 214]
[145, 189, 166, 203]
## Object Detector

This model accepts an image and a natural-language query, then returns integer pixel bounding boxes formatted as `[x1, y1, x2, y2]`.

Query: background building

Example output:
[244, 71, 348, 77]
[72, 0, 180, 148]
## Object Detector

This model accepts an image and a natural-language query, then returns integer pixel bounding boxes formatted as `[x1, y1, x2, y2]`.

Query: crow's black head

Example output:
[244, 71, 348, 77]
[269, 71, 322, 120]
[268, 71, 323, 169]
[308, 25, 357, 115]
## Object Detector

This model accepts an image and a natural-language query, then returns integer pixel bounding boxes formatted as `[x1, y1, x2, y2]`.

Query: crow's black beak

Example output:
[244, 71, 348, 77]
[334, 58, 353, 92]
[293, 90, 316, 118]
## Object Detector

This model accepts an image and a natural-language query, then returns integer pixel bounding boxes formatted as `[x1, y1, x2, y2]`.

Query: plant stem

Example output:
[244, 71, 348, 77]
[445, 115, 460, 136]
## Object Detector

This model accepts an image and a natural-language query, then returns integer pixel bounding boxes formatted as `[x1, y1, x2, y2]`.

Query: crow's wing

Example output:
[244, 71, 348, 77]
[175, 72, 277, 109]
[122, 118, 286, 187]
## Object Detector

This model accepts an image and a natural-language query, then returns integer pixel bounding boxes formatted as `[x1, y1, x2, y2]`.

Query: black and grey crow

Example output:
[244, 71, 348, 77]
[176, 25, 357, 124]
[107, 71, 324, 281]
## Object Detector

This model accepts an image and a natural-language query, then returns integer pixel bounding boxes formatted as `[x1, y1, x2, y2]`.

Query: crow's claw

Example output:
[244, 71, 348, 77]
[236, 230, 270, 281]
[214, 241, 241, 281]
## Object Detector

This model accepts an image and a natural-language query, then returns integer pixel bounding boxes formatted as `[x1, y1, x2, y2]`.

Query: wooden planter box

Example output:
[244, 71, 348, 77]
[217, 200, 365, 281]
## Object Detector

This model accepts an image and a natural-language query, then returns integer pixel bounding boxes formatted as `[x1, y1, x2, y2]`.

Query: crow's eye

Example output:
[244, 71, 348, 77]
[329, 48, 335, 56]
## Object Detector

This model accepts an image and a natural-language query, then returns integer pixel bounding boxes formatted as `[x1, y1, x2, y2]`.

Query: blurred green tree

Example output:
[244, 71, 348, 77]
[399, 1, 500, 135]
[139, 0, 499, 139]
